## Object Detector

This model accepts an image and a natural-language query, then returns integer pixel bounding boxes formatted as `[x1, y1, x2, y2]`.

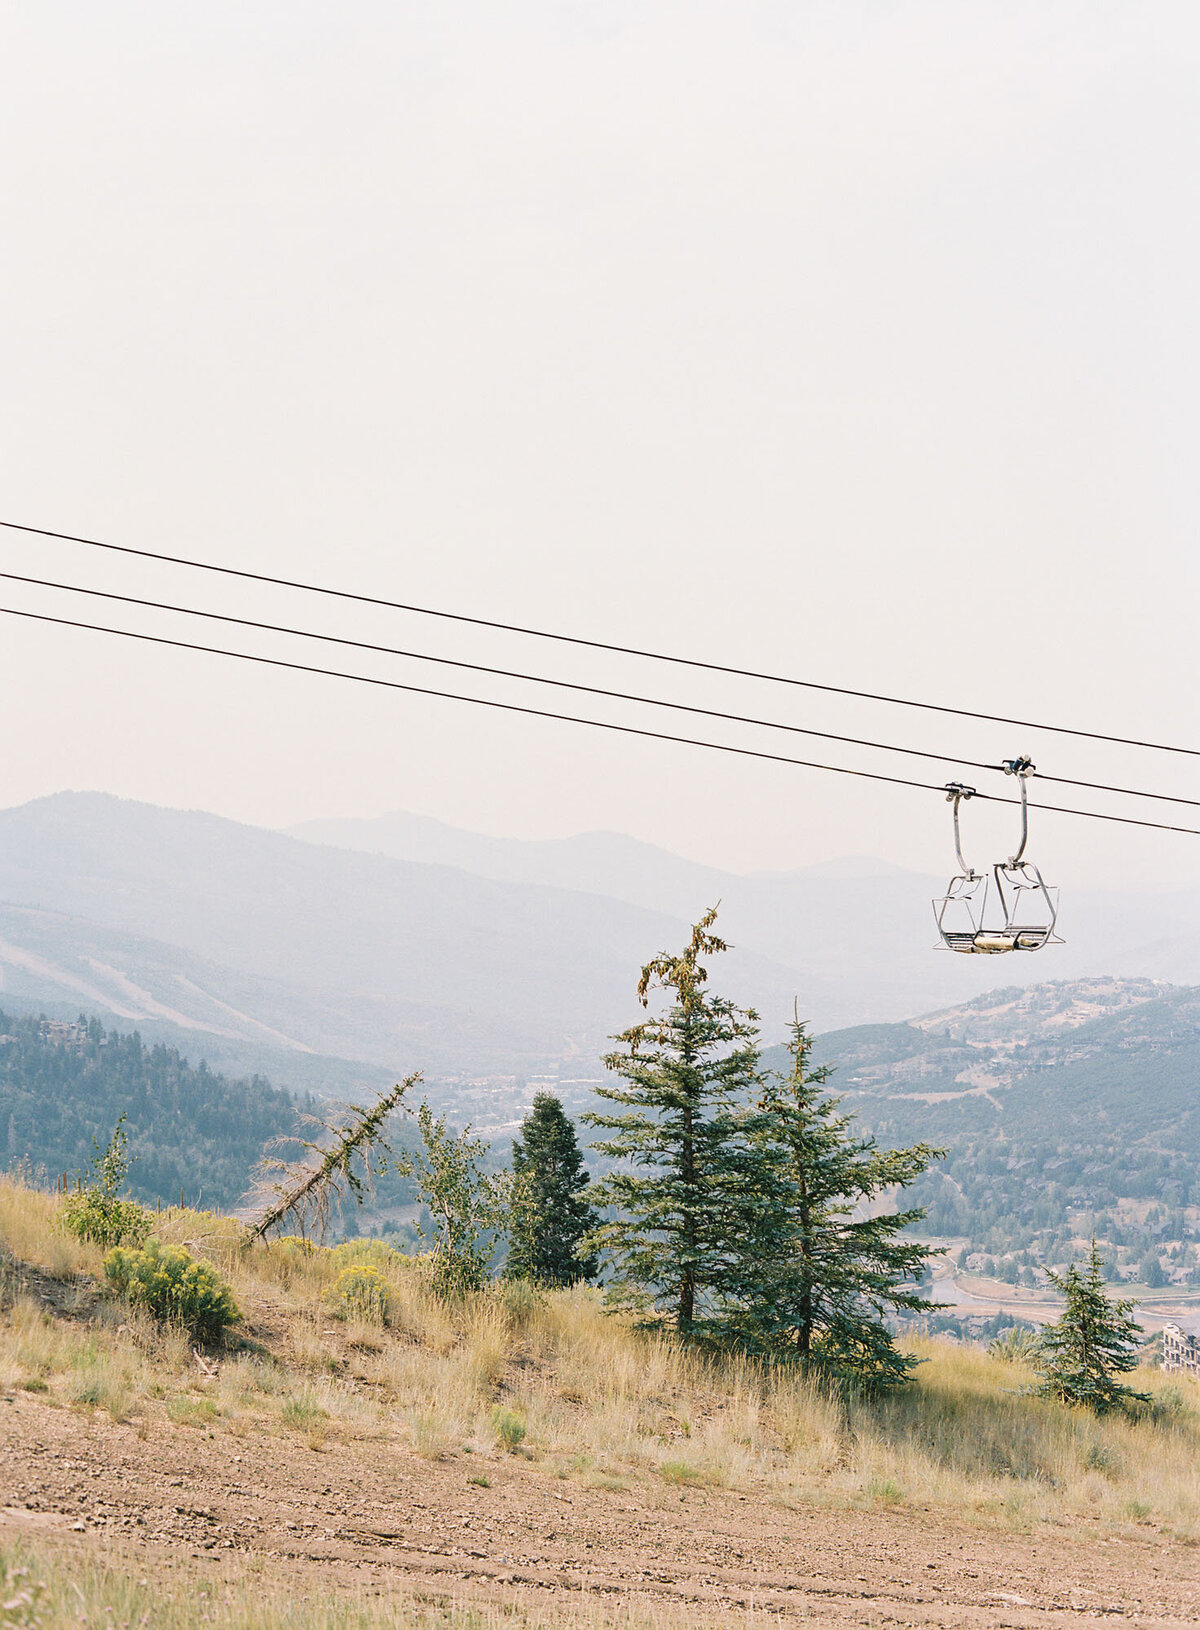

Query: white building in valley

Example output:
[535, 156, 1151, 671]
[1162, 1323, 1200, 1378]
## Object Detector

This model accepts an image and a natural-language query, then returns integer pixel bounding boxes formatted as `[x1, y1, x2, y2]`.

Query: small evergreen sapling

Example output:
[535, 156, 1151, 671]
[506, 1093, 597, 1286]
[1033, 1237, 1149, 1414]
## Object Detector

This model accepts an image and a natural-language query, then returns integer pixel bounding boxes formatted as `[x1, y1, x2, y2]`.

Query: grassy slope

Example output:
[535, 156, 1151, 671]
[3, 1176, 1200, 1626]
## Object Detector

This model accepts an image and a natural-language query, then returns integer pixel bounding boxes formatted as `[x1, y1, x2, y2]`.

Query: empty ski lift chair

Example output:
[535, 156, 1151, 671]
[933, 759, 1062, 954]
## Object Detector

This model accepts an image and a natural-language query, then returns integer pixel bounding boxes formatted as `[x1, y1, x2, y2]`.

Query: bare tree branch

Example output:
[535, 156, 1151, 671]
[246, 1075, 419, 1241]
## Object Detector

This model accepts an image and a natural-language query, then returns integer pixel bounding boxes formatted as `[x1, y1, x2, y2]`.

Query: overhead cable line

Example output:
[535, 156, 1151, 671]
[3, 517, 1196, 760]
[2, 567, 1195, 811]
[3, 602, 1197, 838]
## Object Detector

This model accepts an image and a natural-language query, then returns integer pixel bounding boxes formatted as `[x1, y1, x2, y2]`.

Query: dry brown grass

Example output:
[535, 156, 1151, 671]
[0, 1178, 103, 1279]
[0, 1535, 747, 1630]
[4, 1173, 1200, 1541]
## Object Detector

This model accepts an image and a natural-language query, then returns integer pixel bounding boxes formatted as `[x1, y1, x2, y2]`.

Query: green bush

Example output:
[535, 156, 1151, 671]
[1152, 1384, 1189, 1423]
[103, 1240, 239, 1343]
[61, 1193, 149, 1251]
[61, 1118, 151, 1250]
[62, 1189, 150, 1251]
[499, 1276, 544, 1328]
[276, 1236, 321, 1261]
[490, 1404, 527, 1452]
[327, 1264, 390, 1325]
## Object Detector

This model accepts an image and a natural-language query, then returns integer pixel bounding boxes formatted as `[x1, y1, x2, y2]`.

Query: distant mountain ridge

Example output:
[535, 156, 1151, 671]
[0, 794, 806, 1086]
[3, 793, 1200, 1091]
[291, 811, 729, 918]
[289, 805, 1200, 999]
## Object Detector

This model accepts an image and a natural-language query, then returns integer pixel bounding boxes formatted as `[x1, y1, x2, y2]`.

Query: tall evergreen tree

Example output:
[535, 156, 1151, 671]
[735, 1017, 944, 1387]
[1034, 1238, 1149, 1413]
[506, 1093, 598, 1286]
[585, 910, 765, 1336]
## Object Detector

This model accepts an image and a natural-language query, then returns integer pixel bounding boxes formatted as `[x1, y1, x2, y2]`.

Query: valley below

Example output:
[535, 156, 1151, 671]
[4, 793, 1200, 1630]
[3, 792, 1200, 1337]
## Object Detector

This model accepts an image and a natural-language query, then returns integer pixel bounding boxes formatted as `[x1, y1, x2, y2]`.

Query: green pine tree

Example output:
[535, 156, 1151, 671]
[1138, 1249, 1166, 1289]
[1034, 1237, 1149, 1413]
[506, 1093, 598, 1286]
[734, 1017, 944, 1387]
[585, 909, 765, 1337]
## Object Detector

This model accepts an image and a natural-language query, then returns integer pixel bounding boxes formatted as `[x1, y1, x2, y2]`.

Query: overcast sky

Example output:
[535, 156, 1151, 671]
[2, 2, 1197, 888]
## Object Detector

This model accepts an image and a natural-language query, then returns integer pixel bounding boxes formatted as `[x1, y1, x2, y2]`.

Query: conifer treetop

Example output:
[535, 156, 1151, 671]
[635, 906, 726, 1012]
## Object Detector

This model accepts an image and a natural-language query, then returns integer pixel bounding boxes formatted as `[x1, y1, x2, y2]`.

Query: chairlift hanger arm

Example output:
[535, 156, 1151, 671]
[943, 782, 977, 877]
[1002, 758, 1034, 867]
[936, 758, 1062, 954]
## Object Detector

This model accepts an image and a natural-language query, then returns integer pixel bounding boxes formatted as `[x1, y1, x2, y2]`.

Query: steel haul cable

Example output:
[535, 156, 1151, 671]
[2, 517, 1196, 759]
[3, 602, 1197, 838]
[0, 569, 1196, 810]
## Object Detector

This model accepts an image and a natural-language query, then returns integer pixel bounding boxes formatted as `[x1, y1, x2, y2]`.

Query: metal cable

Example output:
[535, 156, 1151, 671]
[4, 602, 1197, 838]
[1, 569, 1196, 809]
[3, 517, 1196, 759]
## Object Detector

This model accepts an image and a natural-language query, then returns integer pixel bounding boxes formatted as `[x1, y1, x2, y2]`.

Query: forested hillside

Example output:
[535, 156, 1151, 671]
[0, 1008, 306, 1208]
[773, 978, 1200, 1286]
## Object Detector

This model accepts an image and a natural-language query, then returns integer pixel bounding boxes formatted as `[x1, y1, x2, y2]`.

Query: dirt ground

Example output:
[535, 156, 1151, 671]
[3, 1392, 1199, 1628]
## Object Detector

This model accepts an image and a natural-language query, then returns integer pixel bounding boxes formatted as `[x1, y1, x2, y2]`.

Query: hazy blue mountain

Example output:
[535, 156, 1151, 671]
[290, 809, 1200, 1018]
[291, 811, 729, 919]
[4, 793, 1200, 1093]
[0, 794, 807, 1083]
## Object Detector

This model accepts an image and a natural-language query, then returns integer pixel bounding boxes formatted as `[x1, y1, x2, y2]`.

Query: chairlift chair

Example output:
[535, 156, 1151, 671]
[933, 759, 1062, 954]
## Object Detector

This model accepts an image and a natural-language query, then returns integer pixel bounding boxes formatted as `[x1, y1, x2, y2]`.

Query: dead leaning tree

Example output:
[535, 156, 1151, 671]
[246, 1074, 420, 1241]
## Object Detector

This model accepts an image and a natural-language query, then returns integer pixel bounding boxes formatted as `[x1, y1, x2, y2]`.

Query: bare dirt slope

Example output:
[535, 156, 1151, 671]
[3, 1392, 1198, 1628]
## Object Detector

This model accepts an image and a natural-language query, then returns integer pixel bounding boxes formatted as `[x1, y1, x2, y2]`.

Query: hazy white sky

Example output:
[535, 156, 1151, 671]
[2, 2, 1197, 888]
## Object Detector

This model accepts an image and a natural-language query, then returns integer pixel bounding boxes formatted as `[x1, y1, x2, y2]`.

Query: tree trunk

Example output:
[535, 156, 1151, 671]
[679, 1097, 696, 1330]
[796, 1167, 813, 1358]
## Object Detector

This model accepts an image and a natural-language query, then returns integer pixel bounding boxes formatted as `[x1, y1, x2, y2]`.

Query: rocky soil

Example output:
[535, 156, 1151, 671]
[3, 1391, 1198, 1627]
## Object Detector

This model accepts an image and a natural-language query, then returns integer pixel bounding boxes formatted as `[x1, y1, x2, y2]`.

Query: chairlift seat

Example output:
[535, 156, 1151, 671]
[939, 926, 1055, 955]
[933, 864, 1061, 954]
